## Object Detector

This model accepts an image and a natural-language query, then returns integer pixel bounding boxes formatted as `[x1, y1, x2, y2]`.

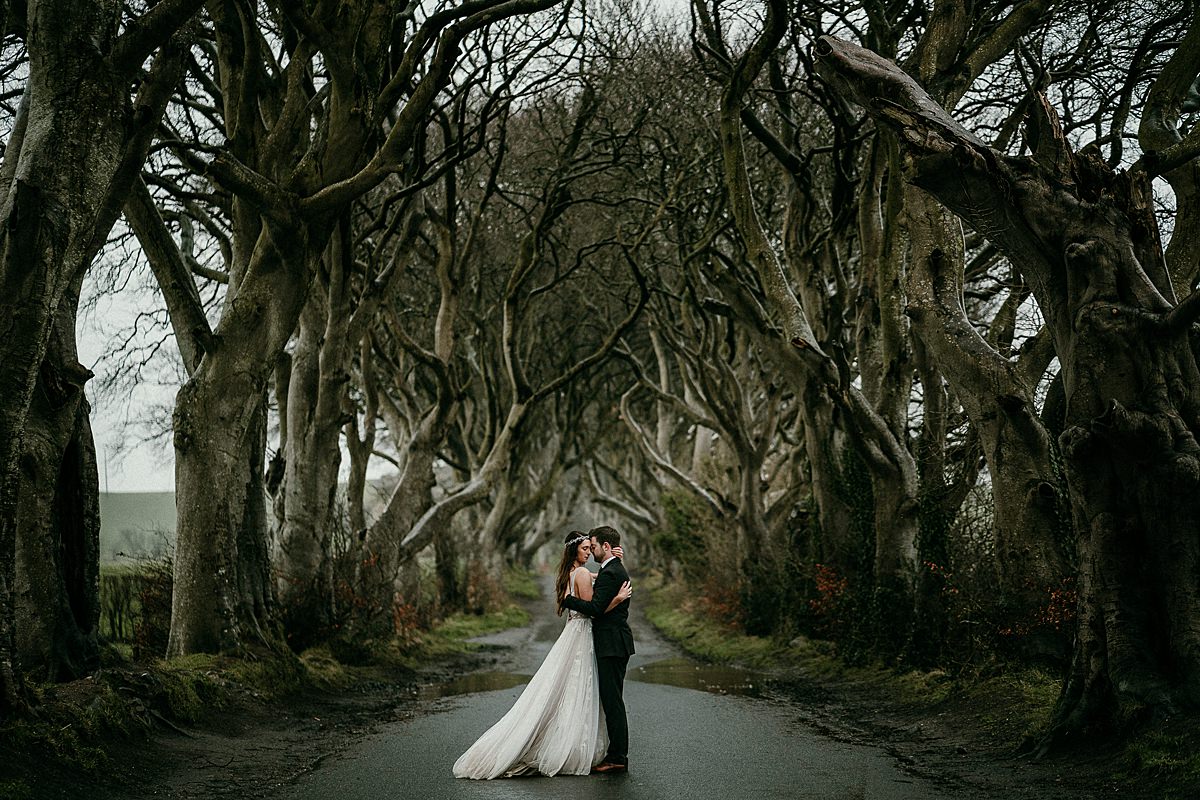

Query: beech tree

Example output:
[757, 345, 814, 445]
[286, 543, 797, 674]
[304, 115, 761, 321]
[697, 0, 930, 654]
[813, 0, 1200, 739]
[0, 0, 204, 714]
[154, 0, 566, 657]
[620, 298, 806, 627]
[333, 39, 657, 630]
[359, 87, 652, 568]
[697, 0, 1161, 660]
[270, 5, 585, 646]
[15, 3, 1198, 761]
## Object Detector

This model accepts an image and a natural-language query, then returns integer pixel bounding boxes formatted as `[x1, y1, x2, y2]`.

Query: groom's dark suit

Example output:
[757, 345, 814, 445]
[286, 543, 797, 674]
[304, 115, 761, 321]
[561, 556, 634, 766]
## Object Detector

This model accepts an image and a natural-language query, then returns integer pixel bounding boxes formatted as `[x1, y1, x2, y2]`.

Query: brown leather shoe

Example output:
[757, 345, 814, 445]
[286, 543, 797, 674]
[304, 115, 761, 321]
[591, 761, 628, 774]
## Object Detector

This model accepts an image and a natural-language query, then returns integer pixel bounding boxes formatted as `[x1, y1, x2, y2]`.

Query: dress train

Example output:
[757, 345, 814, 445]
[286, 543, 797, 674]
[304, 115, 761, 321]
[453, 570, 607, 779]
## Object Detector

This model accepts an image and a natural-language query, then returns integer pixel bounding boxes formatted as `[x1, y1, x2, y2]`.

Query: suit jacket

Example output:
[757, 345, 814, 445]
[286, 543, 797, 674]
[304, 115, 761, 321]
[561, 558, 635, 658]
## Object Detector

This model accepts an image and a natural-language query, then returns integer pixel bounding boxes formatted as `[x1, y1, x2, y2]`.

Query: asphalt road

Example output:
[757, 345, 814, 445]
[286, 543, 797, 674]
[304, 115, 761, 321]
[280, 579, 954, 800]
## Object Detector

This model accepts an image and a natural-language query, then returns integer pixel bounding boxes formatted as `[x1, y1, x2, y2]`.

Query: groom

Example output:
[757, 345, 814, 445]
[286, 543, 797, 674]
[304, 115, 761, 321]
[559, 525, 634, 773]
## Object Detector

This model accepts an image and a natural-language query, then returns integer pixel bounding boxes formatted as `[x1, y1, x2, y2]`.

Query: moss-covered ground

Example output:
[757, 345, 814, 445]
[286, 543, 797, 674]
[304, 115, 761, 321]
[501, 565, 542, 600]
[643, 571, 1200, 800]
[0, 599, 530, 800]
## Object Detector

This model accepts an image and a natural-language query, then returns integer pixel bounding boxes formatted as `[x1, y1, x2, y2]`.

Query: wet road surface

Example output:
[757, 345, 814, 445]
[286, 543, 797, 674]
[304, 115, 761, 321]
[280, 579, 953, 800]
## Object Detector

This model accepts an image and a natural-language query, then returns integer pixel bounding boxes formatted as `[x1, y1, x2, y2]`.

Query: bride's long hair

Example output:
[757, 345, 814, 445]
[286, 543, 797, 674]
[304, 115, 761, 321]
[554, 530, 588, 616]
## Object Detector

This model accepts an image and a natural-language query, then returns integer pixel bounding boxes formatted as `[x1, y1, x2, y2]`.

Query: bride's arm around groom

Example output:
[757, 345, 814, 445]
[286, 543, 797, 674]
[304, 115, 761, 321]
[561, 546, 633, 623]
[560, 556, 631, 620]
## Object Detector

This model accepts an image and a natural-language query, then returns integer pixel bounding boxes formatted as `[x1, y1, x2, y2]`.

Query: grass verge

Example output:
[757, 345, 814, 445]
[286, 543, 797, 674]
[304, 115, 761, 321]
[1116, 730, 1200, 799]
[644, 571, 1055, 732]
[642, 572, 787, 668]
[383, 603, 531, 668]
[643, 572, 1200, 799]
[502, 565, 543, 600]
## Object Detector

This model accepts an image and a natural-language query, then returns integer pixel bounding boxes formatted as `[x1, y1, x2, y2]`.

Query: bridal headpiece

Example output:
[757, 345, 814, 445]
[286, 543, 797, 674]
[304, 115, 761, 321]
[565, 534, 588, 548]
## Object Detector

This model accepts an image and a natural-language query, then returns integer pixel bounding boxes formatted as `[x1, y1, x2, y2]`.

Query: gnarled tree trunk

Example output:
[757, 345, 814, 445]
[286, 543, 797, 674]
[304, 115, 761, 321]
[0, 0, 197, 707]
[274, 259, 351, 648]
[705, 0, 920, 657]
[356, 393, 451, 622]
[171, 378, 277, 655]
[14, 279, 100, 681]
[905, 189, 1071, 655]
[815, 30, 1200, 739]
[169, 0, 565, 656]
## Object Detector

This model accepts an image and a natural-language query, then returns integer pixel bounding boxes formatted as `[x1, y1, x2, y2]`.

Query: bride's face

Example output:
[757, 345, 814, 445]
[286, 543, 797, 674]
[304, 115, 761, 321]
[576, 540, 592, 565]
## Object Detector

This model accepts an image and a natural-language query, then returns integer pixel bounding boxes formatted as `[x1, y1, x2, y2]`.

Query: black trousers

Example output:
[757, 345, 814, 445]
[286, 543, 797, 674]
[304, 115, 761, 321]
[597, 654, 630, 764]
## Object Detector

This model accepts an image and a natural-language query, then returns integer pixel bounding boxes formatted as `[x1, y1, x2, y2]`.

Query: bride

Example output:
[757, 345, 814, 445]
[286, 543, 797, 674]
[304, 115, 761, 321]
[452, 530, 632, 779]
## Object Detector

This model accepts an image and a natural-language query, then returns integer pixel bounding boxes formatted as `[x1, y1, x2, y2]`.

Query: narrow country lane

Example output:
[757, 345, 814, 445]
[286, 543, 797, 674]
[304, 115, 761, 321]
[278, 577, 954, 800]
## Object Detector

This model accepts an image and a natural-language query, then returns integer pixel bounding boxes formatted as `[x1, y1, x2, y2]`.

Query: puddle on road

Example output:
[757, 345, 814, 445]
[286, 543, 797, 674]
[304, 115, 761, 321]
[418, 658, 765, 700]
[629, 658, 765, 697]
[418, 671, 530, 700]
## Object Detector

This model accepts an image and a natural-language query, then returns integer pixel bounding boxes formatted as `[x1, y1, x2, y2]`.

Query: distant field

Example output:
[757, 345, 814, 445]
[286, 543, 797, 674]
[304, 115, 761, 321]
[99, 491, 176, 565]
[96, 476, 397, 566]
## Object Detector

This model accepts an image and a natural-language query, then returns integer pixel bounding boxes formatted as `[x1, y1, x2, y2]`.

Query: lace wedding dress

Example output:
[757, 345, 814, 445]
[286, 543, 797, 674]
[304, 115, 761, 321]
[453, 568, 608, 779]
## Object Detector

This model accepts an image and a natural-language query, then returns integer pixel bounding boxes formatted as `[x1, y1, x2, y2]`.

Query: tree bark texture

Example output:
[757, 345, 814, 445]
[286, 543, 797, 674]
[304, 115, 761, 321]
[355, 398, 447, 627]
[815, 32, 1200, 736]
[14, 280, 100, 681]
[170, 381, 275, 656]
[1139, 4, 1200, 297]
[275, 202, 420, 644]
[900, 4, 1073, 656]
[344, 335, 379, 537]
[169, 0, 564, 655]
[904, 188, 1071, 651]
[798, 382, 863, 579]
[355, 235, 461, 621]
[275, 267, 351, 648]
[0, 0, 196, 710]
[708, 0, 920, 655]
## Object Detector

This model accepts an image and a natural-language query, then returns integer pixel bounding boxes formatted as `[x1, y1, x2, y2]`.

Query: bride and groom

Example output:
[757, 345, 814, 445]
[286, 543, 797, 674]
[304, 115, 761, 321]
[452, 525, 635, 779]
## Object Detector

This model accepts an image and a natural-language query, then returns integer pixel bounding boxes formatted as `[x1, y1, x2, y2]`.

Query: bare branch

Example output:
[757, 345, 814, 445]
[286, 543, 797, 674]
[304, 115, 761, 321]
[110, 0, 206, 75]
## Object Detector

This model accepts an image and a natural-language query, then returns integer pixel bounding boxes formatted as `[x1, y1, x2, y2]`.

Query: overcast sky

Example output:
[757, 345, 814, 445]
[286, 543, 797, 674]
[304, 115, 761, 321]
[81, 283, 177, 493]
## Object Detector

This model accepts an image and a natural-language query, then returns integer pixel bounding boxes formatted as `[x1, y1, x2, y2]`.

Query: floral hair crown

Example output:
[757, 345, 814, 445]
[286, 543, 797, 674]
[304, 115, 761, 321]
[565, 534, 588, 548]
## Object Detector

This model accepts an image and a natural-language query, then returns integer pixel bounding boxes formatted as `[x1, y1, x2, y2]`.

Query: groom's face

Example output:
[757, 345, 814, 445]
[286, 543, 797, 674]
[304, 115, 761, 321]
[591, 537, 603, 562]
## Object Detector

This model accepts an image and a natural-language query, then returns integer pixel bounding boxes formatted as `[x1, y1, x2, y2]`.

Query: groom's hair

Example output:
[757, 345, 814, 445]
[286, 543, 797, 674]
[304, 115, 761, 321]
[590, 525, 621, 549]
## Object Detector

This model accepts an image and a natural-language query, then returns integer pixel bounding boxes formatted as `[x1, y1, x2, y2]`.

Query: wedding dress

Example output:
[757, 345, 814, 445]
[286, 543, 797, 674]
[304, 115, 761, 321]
[453, 568, 608, 779]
